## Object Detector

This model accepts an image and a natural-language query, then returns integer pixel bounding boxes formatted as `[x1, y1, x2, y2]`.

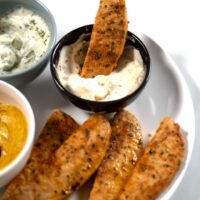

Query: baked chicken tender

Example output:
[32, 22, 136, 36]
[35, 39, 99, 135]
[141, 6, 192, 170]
[2, 114, 111, 200]
[81, 0, 128, 78]
[2, 110, 79, 200]
[89, 110, 143, 200]
[119, 118, 185, 200]
[49, 114, 111, 199]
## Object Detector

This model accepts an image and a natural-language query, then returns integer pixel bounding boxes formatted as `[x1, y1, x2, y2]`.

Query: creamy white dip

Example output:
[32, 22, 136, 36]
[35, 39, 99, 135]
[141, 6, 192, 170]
[57, 35, 146, 101]
[0, 8, 50, 74]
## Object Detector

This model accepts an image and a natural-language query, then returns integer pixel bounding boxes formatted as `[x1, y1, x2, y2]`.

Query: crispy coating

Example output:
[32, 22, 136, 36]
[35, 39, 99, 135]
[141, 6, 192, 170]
[81, 0, 128, 78]
[89, 110, 143, 200]
[119, 118, 185, 200]
[2, 110, 79, 200]
[49, 114, 111, 199]
[2, 113, 111, 200]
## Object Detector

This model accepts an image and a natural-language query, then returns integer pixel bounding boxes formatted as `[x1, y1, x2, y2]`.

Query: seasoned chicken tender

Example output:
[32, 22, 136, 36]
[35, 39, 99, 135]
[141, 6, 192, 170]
[119, 118, 185, 200]
[81, 0, 128, 78]
[2, 114, 111, 200]
[2, 110, 79, 200]
[49, 114, 111, 199]
[30, 110, 79, 165]
[89, 110, 143, 200]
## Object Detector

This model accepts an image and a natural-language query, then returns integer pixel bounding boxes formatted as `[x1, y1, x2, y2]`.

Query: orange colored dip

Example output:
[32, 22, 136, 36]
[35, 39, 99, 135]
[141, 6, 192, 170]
[0, 104, 27, 170]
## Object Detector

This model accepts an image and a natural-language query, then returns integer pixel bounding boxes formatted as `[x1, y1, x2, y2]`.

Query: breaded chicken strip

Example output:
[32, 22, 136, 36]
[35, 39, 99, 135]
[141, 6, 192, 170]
[81, 0, 128, 78]
[119, 118, 185, 200]
[89, 110, 143, 200]
[2, 110, 79, 200]
[49, 114, 111, 199]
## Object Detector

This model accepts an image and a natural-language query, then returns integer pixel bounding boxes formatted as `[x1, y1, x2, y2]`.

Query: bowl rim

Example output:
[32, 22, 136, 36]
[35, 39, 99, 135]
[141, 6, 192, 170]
[0, 80, 35, 176]
[0, 0, 57, 78]
[50, 24, 150, 106]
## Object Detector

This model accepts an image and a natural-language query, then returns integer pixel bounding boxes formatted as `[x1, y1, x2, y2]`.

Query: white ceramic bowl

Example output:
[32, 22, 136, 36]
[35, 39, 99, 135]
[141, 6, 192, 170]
[0, 80, 35, 188]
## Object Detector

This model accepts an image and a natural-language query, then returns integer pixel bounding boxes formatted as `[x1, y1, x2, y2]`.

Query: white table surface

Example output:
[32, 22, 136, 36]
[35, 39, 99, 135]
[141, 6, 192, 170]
[2, 0, 200, 199]
[40, 0, 200, 199]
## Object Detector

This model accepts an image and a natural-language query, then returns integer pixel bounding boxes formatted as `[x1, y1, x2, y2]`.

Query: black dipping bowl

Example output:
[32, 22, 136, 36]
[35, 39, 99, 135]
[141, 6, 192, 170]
[50, 24, 150, 113]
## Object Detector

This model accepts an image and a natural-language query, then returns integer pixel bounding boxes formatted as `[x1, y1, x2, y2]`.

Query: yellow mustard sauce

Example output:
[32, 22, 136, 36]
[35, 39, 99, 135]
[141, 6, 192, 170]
[0, 103, 27, 170]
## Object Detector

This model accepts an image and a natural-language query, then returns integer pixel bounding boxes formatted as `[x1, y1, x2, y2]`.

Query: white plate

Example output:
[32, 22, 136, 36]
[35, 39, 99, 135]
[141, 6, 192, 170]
[0, 34, 195, 199]
[69, 34, 194, 200]
[69, 34, 195, 200]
